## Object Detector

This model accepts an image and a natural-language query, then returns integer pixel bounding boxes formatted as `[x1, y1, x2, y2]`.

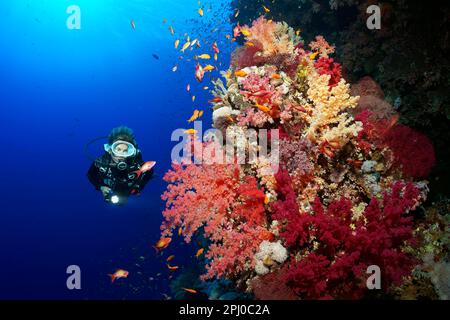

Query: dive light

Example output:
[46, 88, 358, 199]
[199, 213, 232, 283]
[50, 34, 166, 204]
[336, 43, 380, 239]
[110, 195, 120, 204]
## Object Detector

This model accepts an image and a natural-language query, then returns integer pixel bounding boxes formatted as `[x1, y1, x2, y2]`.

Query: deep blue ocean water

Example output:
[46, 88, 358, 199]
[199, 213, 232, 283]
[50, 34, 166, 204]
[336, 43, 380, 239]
[0, 0, 233, 299]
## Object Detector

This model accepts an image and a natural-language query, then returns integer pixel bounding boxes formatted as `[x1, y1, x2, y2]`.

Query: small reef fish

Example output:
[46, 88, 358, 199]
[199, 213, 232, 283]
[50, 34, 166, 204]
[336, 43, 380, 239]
[195, 248, 204, 258]
[271, 73, 282, 79]
[196, 54, 211, 59]
[226, 34, 231, 39]
[234, 10, 240, 18]
[130, 20, 136, 30]
[181, 41, 191, 52]
[182, 288, 198, 294]
[186, 84, 190, 92]
[178, 227, 182, 236]
[203, 64, 215, 72]
[209, 97, 222, 103]
[195, 63, 205, 82]
[309, 51, 319, 60]
[240, 27, 251, 37]
[245, 41, 255, 47]
[169, 26, 175, 35]
[192, 96, 196, 102]
[162, 18, 167, 24]
[263, 5, 270, 13]
[212, 42, 220, 54]
[184, 129, 198, 135]
[167, 264, 179, 271]
[152, 54, 159, 60]
[255, 104, 271, 113]
[198, 8, 204, 16]
[264, 194, 270, 205]
[154, 237, 172, 251]
[233, 23, 241, 37]
[132, 161, 156, 179]
[190, 39, 198, 47]
[172, 65, 178, 72]
[174, 39, 180, 49]
[234, 70, 247, 77]
[109, 269, 129, 283]
[203, 86, 209, 90]
[166, 255, 175, 262]
[214, 53, 218, 61]
[188, 109, 201, 122]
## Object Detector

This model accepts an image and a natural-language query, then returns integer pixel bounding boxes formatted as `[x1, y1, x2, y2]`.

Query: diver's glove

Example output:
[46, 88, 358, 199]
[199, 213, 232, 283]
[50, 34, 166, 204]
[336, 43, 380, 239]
[100, 186, 112, 201]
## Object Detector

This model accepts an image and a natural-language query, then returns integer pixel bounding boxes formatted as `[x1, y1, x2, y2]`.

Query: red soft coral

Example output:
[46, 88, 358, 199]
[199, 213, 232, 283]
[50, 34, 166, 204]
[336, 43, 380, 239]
[382, 125, 435, 178]
[314, 57, 342, 87]
[271, 173, 419, 299]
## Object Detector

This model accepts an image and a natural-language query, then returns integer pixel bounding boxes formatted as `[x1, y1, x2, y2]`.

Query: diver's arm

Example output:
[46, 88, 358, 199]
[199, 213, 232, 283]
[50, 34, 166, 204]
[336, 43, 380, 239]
[134, 169, 154, 192]
[87, 162, 104, 190]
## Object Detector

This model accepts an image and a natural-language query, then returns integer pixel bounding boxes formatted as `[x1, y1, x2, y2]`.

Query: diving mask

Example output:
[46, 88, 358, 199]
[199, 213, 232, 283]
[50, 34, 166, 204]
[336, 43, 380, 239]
[104, 140, 137, 159]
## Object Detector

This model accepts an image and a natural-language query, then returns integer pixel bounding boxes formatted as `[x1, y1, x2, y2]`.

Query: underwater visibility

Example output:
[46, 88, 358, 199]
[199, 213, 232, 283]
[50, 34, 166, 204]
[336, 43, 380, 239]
[0, 0, 449, 303]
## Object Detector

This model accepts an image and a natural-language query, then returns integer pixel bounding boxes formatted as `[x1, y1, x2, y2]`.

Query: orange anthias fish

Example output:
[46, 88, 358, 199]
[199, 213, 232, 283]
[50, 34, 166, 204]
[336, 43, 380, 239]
[255, 104, 271, 113]
[240, 27, 251, 37]
[181, 41, 191, 53]
[198, 8, 204, 16]
[131, 161, 156, 179]
[245, 41, 255, 47]
[178, 227, 182, 236]
[174, 39, 180, 49]
[309, 51, 319, 60]
[130, 20, 136, 30]
[182, 288, 198, 294]
[208, 97, 222, 103]
[184, 129, 198, 135]
[263, 5, 270, 13]
[167, 264, 179, 271]
[154, 237, 172, 251]
[233, 23, 241, 37]
[234, 70, 247, 77]
[203, 64, 215, 72]
[166, 255, 175, 262]
[271, 73, 282, 79]
[264, 194, 270, 205]
[197, 54, 211, 59]
[195, 63, 205, 82]
[195, 248, 204, 258]
[212, 42, 220, 54]
[109, 269, 129, 283]
[188, 109, 203, 122]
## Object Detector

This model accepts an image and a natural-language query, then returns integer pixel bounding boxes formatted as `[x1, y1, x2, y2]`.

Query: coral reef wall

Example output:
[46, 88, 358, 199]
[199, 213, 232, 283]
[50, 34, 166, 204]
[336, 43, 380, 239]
[160, 14, 448, 299]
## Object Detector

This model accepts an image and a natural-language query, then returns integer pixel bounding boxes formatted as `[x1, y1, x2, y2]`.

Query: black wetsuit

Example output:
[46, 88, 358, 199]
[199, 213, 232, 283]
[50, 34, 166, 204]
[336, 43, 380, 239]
[87, 151, 153, 200]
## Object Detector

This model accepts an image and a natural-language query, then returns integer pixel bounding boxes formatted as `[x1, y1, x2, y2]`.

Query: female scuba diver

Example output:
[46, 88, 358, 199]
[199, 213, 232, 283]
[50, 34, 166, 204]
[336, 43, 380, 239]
[87, 126, 156, 205]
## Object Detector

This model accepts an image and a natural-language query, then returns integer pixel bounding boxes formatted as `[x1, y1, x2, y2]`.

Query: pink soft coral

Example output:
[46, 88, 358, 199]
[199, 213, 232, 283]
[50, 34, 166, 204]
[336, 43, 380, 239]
[161, 157, 271, 280]
[309, 35, 335, 58]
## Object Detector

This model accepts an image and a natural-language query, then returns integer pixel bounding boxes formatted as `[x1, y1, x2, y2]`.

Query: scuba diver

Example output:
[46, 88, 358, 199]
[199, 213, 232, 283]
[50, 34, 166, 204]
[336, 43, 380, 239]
[87, 126, 156, 205]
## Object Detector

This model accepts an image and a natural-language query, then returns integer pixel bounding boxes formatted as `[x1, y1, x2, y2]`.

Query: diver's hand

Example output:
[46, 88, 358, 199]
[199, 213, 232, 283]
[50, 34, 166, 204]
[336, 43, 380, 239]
[100, 186, 112, 200]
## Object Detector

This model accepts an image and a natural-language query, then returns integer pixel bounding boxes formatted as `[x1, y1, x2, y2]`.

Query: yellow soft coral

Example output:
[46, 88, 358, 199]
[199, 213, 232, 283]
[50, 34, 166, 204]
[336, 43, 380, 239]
[304, 68, 361, 146]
